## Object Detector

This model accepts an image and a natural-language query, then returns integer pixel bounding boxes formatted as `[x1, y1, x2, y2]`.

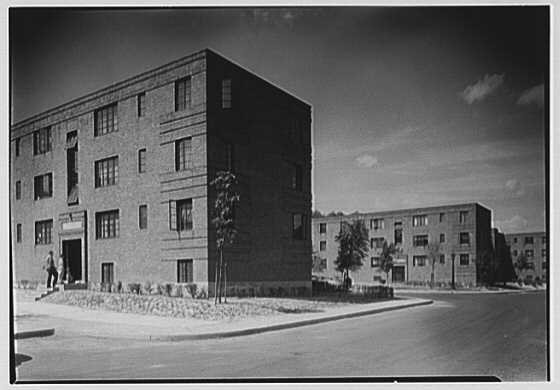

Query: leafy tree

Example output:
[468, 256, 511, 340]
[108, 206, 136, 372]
[210, 171, 240, 304]
[425, 242, 441, 288]
[378, 241, 397, 284]
[312, 210, 324, 218]
[514, 253, 534, 279]
[334, 219, 369, 289]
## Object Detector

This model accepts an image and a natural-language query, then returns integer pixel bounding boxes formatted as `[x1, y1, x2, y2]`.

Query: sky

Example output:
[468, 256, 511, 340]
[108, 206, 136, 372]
[10, 7, 549, 233]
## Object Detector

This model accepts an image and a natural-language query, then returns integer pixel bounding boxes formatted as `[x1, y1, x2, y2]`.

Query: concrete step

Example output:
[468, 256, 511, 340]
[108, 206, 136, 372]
[34, 287, 59, 301]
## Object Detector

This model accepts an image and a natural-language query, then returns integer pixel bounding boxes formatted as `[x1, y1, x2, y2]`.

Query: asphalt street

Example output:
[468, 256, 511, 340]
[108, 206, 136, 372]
[15, 290, 547, 382]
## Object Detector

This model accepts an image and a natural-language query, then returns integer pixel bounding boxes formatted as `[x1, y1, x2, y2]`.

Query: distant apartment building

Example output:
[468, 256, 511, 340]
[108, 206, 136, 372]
[312, 203, 493, 286]
[10, 49, 312, 295]
[505, 231, 547, 281]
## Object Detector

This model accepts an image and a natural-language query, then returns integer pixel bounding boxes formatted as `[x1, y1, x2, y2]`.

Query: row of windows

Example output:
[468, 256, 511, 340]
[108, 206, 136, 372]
[318, 211, 471, 234]
[13, 77, 233, 157]
[101, 259, 194, 285]
[512, 236, 546, 245]
[512, 249, 546, 259]
[368, 254, 470, 268]
[14, 138, 198, 200]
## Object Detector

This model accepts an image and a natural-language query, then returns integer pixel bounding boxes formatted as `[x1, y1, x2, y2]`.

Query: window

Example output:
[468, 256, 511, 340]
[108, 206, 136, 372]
[94, 103, 118, 136]
[439, 213, 445, 223]
[101, 263, 114, 284]
[412, 215, 428, 227]
[371, 237, 384, 249]
[459, 232, 470, 245]
[138, 149, 146, 173]
[169, 199, 193, 232]
[96, 210, 119, 239]
[175, 137, 192, 171]
[413, 235, 428, 247]
[139, 205, 148, 230]
[34, 173, 53, 200]
[95, 156, 119, 187]
[513, 249, 518, 257]
[524, 237, 534, 245]
[459, 254, 469, 266]
[513, 237, 518, 244]
[292, 213, 307, 240]
[525, 249, 534, 258]
[16, 224, 22, 243]
[33, 127, 52, 155]
[459, 211, 468, 224]
[439, 233, 445, 243]
[137, 92, 146, 117]
[319, 223, 327, 234]
[439, 254, 445, 264]
[319, 241, 326, 251]
[371, 218, 385, 230]
[542, 236, 546, 244]
[15, 181, 21, 200]
[413, 255, 426, 266]
[371, 257, 380, 267]
[177, 259, 193, 283]
[15, 138, 20, 157]
[394, 225, 402, 245]
[35, 219, 53, 245]
[222, 79, 232, 109]
[542, 262, 547, 270]
[175, 77, 191, 111]
[291, 163, 303, 191]
[542, 249, 546, 258]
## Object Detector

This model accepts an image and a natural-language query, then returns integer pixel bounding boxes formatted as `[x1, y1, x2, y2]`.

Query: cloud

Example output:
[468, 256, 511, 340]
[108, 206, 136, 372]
[460, 73, 505, 104]
[495, 215, 529, 233]
[517, 84, 544, 107]
[505, 179, 525, 197]
[356, 154, 379, 168]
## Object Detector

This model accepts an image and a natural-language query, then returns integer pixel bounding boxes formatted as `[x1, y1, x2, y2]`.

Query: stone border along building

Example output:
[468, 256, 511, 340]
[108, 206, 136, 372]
[312, 203, 493, 287]
[505, 231, 547, 282]
[10, 49, 312, 297]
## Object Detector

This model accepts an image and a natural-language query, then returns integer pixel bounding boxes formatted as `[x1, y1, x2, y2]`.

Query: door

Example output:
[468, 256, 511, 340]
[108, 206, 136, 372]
[392, 266, 405, 283]
[63, 239, 82, 283]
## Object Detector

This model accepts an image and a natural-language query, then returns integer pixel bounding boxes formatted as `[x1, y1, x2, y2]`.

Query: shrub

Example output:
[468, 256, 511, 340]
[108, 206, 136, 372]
[163, 283, 173, 297]
[128, 283, 141, 294]
[186, 283, 198, 298]
[150, 283, 162, 295]
[141, 281, 152, 295]
[117, 281, 123, 293]
[195, 287, 208, 299]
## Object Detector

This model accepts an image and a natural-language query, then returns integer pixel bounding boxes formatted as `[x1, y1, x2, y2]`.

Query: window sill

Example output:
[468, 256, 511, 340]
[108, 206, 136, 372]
[96, 237, 119, 240]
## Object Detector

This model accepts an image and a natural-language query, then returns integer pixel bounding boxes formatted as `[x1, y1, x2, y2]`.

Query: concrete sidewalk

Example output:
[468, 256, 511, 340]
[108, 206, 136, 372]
[394, 286, 546, 294]
[14, 294, 432, 342]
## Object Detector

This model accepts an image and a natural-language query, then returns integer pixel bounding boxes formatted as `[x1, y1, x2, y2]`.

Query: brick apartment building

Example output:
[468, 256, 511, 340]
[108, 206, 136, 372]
[505, 231, 547, 282]
[312, 203, 493, 286]
[10, 49, 312, 295]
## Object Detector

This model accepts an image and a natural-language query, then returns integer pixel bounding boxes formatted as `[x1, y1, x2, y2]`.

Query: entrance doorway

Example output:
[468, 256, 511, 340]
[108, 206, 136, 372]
[392, 266, 405, 283]
[63, 239, 81, 283]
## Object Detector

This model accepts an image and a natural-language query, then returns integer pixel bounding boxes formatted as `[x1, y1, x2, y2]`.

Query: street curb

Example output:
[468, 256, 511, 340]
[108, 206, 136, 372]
[148, 299, 433, 342]
[14, 328, 55, 340]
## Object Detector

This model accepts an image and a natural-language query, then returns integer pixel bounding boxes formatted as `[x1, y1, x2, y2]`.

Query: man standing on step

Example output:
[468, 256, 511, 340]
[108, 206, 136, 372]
[43, 251, 58, 290]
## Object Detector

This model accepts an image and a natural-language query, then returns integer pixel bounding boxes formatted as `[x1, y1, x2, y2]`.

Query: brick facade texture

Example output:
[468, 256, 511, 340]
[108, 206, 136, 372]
[10, 49, 312, 294]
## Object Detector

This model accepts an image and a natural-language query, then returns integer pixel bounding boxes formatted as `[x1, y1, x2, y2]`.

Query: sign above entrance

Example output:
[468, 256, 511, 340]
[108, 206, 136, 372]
[62, 221, 82, 231]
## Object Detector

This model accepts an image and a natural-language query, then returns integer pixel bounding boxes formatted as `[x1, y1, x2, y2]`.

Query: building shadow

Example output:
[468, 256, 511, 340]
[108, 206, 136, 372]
[14, 353, 32, 367]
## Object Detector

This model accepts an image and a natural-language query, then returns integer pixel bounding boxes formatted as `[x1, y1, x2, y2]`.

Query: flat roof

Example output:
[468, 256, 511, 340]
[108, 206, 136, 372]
[12, 48, 310, 131]
[313, 202, 489, 221]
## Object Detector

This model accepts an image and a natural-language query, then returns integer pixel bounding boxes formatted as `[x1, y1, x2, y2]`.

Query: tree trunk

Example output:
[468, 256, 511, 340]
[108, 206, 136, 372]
[224, 260, 228, 303]
[431, 260, 435, 288]
[214, 248, 220, 305]
[217, 249, 223, 303]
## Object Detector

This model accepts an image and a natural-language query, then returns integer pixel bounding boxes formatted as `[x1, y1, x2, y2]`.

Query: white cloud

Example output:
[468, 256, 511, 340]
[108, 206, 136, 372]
[517, 84, 544, 107]
[495, 215, 529, 233]
[460, 73, 505, 104]
[505, 179, 526, 197]
[356, 154, 379, 168]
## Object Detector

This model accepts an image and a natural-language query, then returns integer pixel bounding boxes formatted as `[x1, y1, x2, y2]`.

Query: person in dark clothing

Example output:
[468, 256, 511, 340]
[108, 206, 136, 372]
[43, 251, 58, 289]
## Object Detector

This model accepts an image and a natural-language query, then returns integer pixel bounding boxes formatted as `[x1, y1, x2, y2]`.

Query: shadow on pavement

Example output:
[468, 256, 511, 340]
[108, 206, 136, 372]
[15, 353, 33, 367]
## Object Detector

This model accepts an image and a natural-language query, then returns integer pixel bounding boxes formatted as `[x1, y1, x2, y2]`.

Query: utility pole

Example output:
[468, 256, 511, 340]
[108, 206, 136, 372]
[451, 252, 456, 290]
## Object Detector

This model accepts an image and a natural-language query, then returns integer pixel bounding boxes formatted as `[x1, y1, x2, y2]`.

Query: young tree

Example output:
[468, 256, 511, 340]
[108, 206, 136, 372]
[425, 242, 441, 288]
[210, 171, 240, 304]
[378, 241, 397, 285]
[334, 220, 369, 290]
